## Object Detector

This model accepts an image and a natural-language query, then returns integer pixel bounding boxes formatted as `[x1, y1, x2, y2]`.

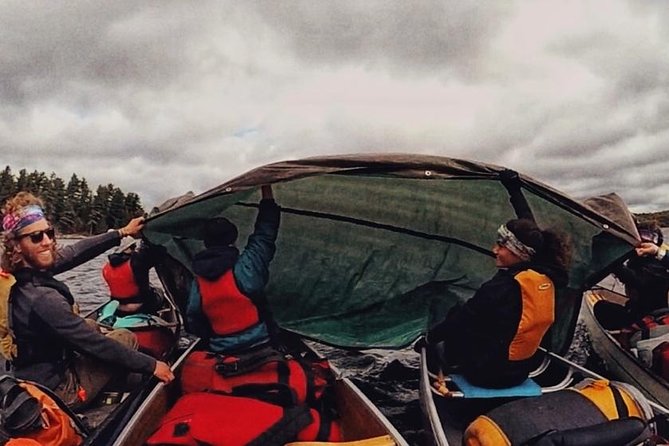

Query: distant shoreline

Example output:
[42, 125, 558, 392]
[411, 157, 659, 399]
[57, 234, 88, 240]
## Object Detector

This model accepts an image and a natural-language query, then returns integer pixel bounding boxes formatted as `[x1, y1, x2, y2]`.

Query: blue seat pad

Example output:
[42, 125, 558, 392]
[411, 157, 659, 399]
[450, 374, 542, 398]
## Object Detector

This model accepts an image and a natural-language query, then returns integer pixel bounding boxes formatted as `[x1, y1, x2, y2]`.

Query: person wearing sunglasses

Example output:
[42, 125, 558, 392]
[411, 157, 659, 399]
[419, 170, 572, 388]
[1, 191, 174, 410]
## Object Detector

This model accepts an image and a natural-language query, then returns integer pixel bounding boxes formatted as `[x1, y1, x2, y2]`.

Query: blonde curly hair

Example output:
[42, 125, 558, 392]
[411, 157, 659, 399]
[1, 192, 50, 272]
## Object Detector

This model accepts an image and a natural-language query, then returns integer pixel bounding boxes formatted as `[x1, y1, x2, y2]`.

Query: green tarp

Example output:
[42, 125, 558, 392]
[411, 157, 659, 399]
[143, 154, 638, 352]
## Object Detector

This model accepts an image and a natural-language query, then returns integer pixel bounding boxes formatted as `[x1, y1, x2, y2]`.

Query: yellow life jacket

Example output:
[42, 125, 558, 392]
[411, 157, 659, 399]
[0, 271, 17, 361]
[508, 269, 555, 361]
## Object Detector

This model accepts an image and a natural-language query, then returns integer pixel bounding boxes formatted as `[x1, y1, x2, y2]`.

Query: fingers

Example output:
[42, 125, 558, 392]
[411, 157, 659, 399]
[154, 361, 175, 384]
[121, 216, 146, 237]
[635, 242, 658, 257]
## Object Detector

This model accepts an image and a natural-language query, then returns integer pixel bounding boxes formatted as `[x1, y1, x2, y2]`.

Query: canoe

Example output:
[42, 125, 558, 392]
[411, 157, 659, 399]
[581, 286, 669, 409]
[577, 194, 669, 410]
[107, 336, 409, 446]
[418, 343, 669, 445]
[413, 190, 669, 445]
[74, 296, 410, 445]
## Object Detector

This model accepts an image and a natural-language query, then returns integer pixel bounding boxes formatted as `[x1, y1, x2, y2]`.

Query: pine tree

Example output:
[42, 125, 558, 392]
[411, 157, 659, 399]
[0, 166, 15, 205]
[108, 187, 127, 230]
[0, 166, 145, 234]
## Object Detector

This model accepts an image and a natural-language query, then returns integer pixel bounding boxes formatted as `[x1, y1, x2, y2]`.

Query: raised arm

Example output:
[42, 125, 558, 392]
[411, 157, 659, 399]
[261, 185, 273, 200]
[499, 169, 535, 222]
[233, 186, 280, 295]
[53, 217, 146, 275]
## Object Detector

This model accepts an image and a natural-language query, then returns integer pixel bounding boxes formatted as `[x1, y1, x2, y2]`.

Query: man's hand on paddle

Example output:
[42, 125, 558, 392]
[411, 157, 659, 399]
[153, 360, 174, 384]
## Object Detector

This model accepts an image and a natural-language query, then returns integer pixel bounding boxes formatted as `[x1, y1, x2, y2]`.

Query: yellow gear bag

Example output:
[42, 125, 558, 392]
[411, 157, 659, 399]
[0, 271, 17, 361]
[464, 379, 653, 446]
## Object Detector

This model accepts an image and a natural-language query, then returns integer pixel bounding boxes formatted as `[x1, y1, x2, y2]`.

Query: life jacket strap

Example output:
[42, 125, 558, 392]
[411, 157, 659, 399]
[226, 382, 297, 407]
[214, 344, 287, 377]
[111, 295, 145, 305]
[0, 375, 41, 435]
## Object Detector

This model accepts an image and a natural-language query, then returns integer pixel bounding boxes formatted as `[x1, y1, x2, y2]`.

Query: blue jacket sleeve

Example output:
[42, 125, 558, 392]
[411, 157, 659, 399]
[233, 199, 281, 295]
[186, 280, 209, 337]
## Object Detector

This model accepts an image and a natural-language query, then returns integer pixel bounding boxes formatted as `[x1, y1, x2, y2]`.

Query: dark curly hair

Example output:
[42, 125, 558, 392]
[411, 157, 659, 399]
[506, 218, 572, 272]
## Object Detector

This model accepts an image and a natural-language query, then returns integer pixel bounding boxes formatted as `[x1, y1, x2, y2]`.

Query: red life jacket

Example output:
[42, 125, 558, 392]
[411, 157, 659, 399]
[197, 270, 261, 335]
[102, 260, 140, 302]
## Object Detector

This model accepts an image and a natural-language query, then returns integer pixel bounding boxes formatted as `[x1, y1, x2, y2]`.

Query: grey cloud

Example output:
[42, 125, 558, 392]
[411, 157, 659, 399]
[250, 1, 510, 78]
[2, 1, 669, 213]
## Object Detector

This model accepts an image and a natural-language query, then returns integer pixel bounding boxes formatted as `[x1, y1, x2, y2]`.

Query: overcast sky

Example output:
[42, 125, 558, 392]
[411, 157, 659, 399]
[2, 1, 668, 212]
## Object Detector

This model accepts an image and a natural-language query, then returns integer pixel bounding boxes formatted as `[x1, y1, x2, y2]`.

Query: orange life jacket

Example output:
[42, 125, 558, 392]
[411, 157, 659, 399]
[197, 270, 261, 335]
[102, 260, 140, 301]
[508, 269, 555, 361]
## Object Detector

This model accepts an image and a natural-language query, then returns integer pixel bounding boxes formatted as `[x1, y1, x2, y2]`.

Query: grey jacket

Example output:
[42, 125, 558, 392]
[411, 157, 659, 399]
[10, 231, 156, 389]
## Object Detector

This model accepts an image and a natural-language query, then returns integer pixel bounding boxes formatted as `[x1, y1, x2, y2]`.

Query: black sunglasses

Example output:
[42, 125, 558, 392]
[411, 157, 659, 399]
[17, 227, 56, 244]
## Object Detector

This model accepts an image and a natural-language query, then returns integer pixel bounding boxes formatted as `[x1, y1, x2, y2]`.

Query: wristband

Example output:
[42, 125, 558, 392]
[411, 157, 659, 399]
[118, 228, 126, 238]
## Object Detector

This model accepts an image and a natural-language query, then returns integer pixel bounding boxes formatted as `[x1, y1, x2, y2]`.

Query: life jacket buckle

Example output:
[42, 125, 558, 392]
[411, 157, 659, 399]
[214, 356, 240, 375]
[212, 345, 286, 378]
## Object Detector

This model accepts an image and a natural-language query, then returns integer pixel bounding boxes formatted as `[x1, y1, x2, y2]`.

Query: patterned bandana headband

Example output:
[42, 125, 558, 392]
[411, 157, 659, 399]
[497, 224, 536, 261]
[2, 205, 46, 237]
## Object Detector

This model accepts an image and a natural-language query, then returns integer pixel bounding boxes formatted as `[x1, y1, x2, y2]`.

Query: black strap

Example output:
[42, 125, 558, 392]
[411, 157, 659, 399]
[110, 295, 145, 305]
[610, 385, 629, 419]
[210, 382, 297, 407]
[214, 345, 286, 377]
[247, 404, 313, 446]
[316, 409, 333, 441]
[526, 418, 649, 446]
[0, 375, 41, 435]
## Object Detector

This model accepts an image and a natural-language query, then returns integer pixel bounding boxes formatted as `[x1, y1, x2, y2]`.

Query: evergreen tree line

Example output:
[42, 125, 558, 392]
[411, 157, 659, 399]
[636, 211, 669, 228]
[0, 166, 145, 235]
